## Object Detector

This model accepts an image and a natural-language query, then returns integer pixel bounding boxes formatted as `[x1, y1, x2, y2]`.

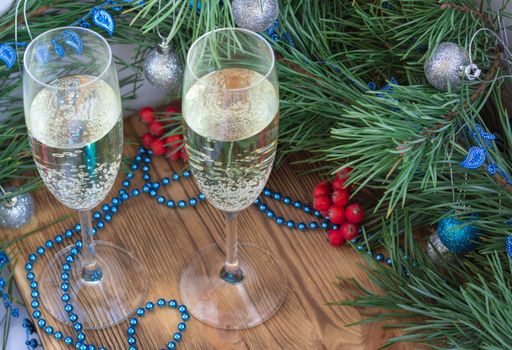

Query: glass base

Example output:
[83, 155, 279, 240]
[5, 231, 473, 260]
[39, 241, 148, 330]
[179, 242, 288, 330]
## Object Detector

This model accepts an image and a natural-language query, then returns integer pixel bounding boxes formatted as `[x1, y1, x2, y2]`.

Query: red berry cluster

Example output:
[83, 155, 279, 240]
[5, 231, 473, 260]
[312, 168, 365, 247]
[139, 105, 187, 161]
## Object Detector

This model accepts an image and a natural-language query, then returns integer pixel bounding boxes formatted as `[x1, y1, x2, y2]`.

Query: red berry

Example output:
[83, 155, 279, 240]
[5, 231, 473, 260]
[180, 148, 188, 161]
[345, 204, 364, 224]
[340, 222, 359, 241]
[328, 205, 346, 224]
[139, 106, 155, 123]
[313, 181, 332, 197]
[314, 195, 331, 211]
[328, 229, 346, 247]
[141, 133, 156, 149]
[164, 106, 181, 124]
[332, 190, 349, 206]
[332, 177, 349, 191]
[336, 167, 352, 179]
[164, 105, 181, 115]
[165, 134, 183, 149]
[167, 149, 181, 161]
[149, 121, 165, 137]
[151, 139, 166, 156]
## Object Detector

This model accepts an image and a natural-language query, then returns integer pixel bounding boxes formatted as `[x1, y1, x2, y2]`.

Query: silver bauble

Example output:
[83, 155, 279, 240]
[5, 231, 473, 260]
[424, 42, 469, 91]
[232, 0, 279, 33]
[0, 188, 35, 229]
[143, 44, 182, 89]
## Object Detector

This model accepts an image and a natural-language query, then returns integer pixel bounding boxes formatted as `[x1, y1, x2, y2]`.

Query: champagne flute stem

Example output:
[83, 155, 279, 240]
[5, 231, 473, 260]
[220, 211, 244, 283]
[79, 210, 103, 283]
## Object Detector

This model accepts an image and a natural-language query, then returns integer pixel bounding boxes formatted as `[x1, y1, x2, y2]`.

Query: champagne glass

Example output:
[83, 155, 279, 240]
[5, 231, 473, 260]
[180, 28, 287, 329]
[23, 27, 147, 329]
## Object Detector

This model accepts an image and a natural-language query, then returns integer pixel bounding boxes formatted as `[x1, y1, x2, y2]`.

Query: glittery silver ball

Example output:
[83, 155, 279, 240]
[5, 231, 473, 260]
[424, 42, 469, 91]
[232, 0, 279, 33]
[0, 188, 35, 229]
[143, 44, 182, 89]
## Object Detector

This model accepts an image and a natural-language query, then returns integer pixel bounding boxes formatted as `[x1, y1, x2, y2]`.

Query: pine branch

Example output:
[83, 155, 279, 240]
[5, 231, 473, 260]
[340, 214, 512, 349]
[0, 2, 511, 348]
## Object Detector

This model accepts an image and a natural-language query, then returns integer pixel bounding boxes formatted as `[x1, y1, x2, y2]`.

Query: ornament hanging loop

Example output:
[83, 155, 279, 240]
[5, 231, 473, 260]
[467, 22, 512, 83]
[0, 185, 16, 208]
[158, 39, 169, 51]
[155, 0, 175, 46]
[464, 63, 481, 81]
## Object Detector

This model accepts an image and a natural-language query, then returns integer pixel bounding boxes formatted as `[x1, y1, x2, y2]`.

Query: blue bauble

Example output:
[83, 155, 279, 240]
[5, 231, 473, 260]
[437, 217, 479, 254]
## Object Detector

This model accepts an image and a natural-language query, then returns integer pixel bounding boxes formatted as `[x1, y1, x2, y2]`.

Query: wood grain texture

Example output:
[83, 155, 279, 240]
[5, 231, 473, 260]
[3, 117, 413, 349]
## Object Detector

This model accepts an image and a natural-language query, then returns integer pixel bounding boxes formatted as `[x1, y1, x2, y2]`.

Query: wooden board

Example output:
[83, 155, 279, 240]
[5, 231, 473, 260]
[4, 116, 412, 349]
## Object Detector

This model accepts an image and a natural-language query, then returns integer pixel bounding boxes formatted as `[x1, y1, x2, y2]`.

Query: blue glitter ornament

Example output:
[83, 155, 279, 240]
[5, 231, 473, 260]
[460, 146, 486, 169]
[437, 217, 480, 254]
[62, 30, 84, 55]
[35, 43, 51, 64]
[505, 235, 512, 257]
[0, 45, 16, 69]
[52, 39, 65, 57]
[92, 8, 115, 36]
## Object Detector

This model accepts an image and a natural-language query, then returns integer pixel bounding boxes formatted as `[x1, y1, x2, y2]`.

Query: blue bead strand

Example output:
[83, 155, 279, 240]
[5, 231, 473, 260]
[124, 157, 203, 208]
[254, 188, 334, 232]
[22, 146, 391, 350]
[22, 147, 194, 350]
[126, 299, 189, 350]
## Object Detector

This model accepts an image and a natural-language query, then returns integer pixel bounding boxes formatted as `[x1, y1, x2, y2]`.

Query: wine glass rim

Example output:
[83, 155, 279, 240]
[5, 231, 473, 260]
[23, 26, 113, 90]
[186, 27, 275, 92]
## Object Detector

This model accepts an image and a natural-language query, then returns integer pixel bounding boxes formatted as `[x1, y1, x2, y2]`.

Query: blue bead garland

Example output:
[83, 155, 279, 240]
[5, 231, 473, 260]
[22, 148, 194, 350]
[22, 146, 391, 349]
[126, 299, 189, 350]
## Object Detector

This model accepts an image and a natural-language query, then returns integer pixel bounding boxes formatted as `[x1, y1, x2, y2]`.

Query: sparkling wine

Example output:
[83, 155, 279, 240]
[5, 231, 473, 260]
[183, 68, 279, 212]
[28, 75, 122, 210]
